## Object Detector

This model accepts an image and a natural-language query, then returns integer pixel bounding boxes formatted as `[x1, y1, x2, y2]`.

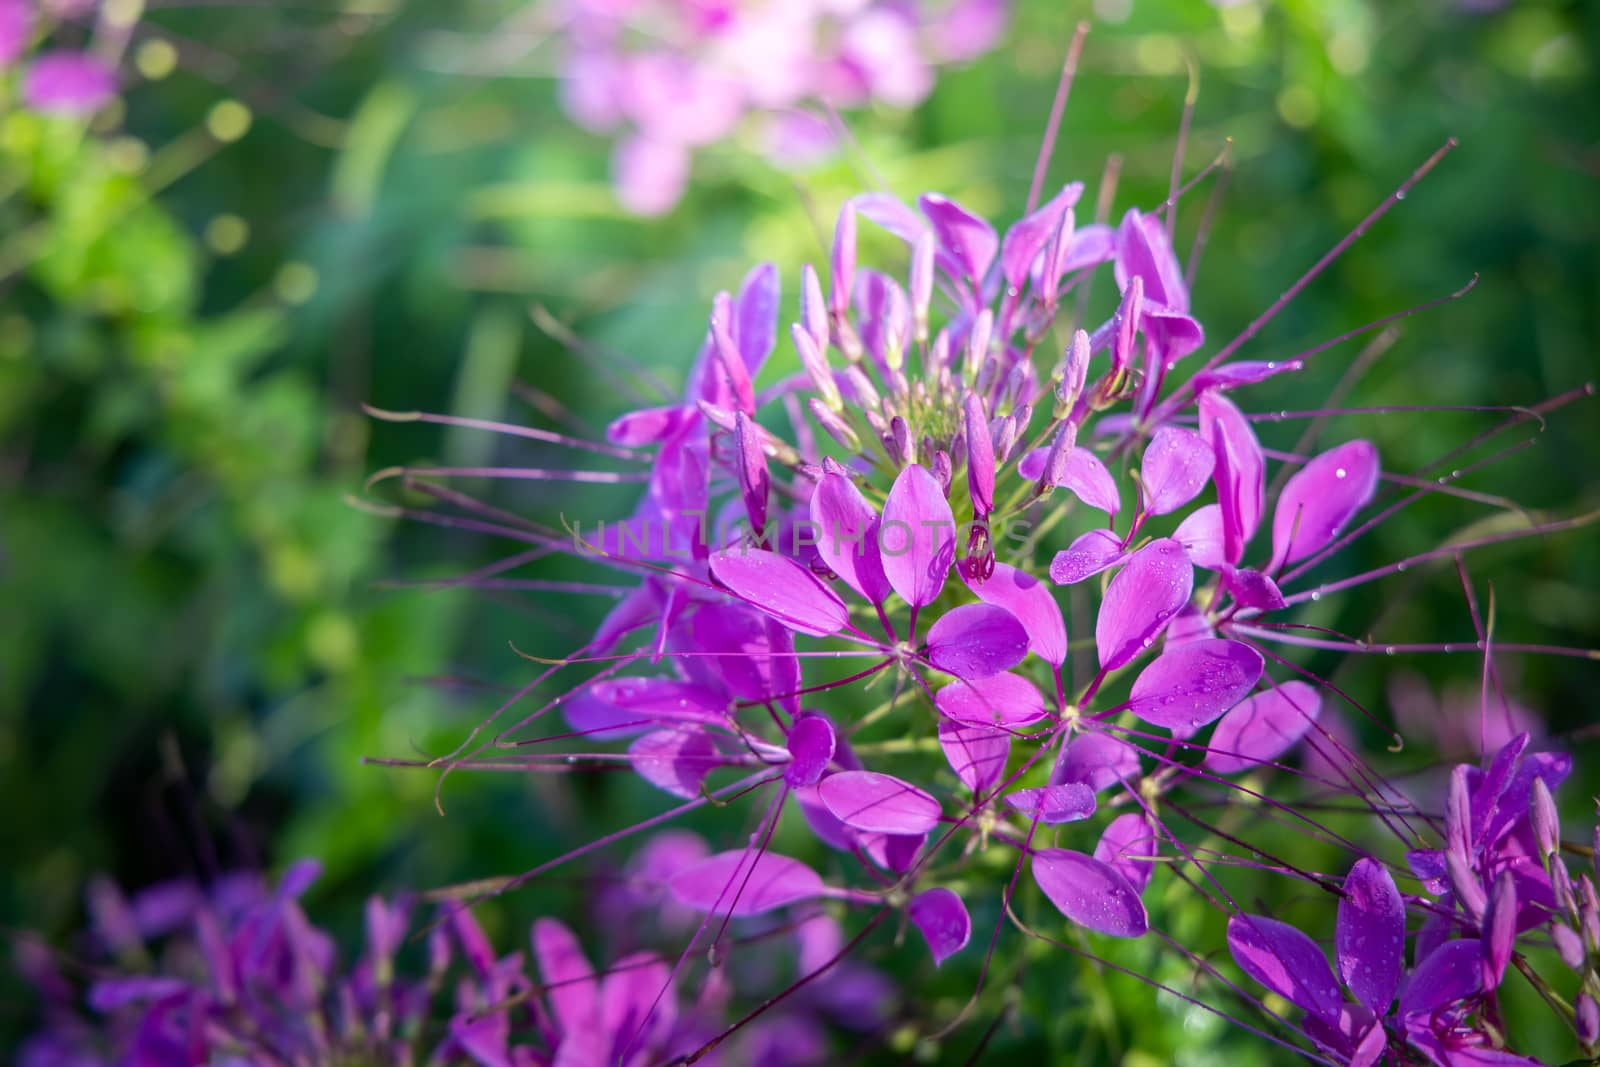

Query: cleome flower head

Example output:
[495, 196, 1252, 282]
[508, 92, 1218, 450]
[369, 44, 1599, 1061]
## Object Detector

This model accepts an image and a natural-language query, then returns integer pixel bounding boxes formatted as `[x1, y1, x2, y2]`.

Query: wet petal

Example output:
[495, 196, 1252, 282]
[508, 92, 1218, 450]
[785, 713, 837, 788]
[818, 770, 942, 834]
[1482, 872, 1516, 989]
[589, 678, 727, 725]
[629, 729, 721, 799]
[1033, 849, 1149, 938]
[925, 603, 1029, 680]
[1206, 682, 1322, 775]
[1199, 392, 1265, 565]
[599, 950, 675, 1055]
[880, 464, 956, 608]
[1224, 568, 1287, 612]
[1142, 426, 1215, 516]
[1054, 731, 1141, 793]
[934, 670, 1047, 727]
[964, 560, 1067, 665]
[810, 466, 892, 604]
[937, 720, 1010, 795]
[1049, 528, 1126, 585]
[909, 887, 971, 965]
[710, 549, 850, 637]
[1057, 448, 1121, 515]
[1095, 539, 1194, 671]
[1173, 503, 1226, 570]
[1094, 813, 1158, 894]
[1270, 440, 1380, 570]
[1400, 939, 1484, 1017]
[1125, 639, 1262, 732]
[669, 851, 824, 917]
[1337, 858, 1406, 1013]
[1227, 914, 1341, 1022]
[918, 192, 998, 282]
[1005, 783, 1096, 824]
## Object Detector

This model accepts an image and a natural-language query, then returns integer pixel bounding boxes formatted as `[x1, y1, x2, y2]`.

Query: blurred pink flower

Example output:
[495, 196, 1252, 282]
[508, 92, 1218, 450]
[556, 0, 1010, 214]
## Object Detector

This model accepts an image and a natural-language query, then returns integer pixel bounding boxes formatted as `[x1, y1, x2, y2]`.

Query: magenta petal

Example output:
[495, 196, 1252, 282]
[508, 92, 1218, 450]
[23, 52, 118, 115]
[590, 678, 727, 724]
[1054, 731, 1141, 793]
[1173, 503, 1226, 570]
[1226, 914, 1342, 1022]
[1095, 538, 1194, 671]
[612, 135, 689, 216]
[1206, 681, 1322, 774]
[1049, 528, 1126, 585]
[1482, 873, 1516, 989]
[925, 603, 1029, 680]
[1336, 858, 1406, 1013]
[1125, 639, 1262, 731]
[710, 549, 849, 637]
[734, 262, 780, 375]
[1190, 359, 1303, 394]
[937, 720, 1010, 795]
[880, 464, 956, 608]
[599, 950, 675, 1053]
[606, 405, 683, 446]
[629, 729, 721, 798]
[786, 713, 837, 788]
[1199, 392, 1265, 565]
[532, 919, 598, 1034]
[1114, 209, 1188, 312]
[964, 561, 1067, 665]
[860, 831, 925, 874]
[1094, 813, 1158, 894]
[1005, 783, 1096, 824]
[818, 770, 941, 834]
[1270, 440, 1380, 570]
[964, 393, 995, 516]
[1223, 568, 1287, 612]
[810, 467, 891, 604]
[934, 670, 1046, 727]
[1058, 448, 1121, 515]
[1000, 183, 1082, 288]
[1400, 939, 1484, 1017]
[668, 851, 824, 917]
[909, 887, 971, 965]
[917, 192, 998, 282]
[690, 604, 798, 712]
[1032, 849, 1149, 938]
[0, 0, 29, 67]
[853, 191, 928, 246]
[734, 412, 770, 534]
[1142, 426, 1215, 516]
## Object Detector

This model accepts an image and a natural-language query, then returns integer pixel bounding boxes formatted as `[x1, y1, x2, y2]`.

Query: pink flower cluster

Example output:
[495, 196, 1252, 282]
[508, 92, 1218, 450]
[555, 0, 1008, 214]
[1, 0, 121, 116]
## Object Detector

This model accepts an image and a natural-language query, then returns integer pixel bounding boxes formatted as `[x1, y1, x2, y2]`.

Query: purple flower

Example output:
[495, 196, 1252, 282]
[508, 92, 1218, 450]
[552, 0, 1011, 213]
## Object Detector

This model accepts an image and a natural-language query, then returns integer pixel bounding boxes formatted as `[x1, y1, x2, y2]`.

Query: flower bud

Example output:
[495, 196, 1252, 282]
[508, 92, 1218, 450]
[793, 323, 841, 410]
[1055, 329, 1091, 416]
[830, 201, 856, 318]
[926, 328, 951, 380]
[1532, 776, 1560, 861]
[910, 231, 934, 344]
[890, 416, 914, 467]
[1555, 923, 1587, 969]
[1446, 850, 1486, 921]
[808, 398, 860, 453]
[884, 279, 910, 372]
[801, 263, 829, 352]
[931, 450, 952, 495]
[1579, 994, 1599, 1046]
[1111, 275, 1143, 376]
[1039, 422, 1078, 493]
[844, 364, 881, 411]
[964, 308, 993, 383]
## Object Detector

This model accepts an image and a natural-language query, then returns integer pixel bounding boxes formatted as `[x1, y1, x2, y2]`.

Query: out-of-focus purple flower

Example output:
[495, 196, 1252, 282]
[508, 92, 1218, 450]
[553, 0, 1010, 213]
[23, 50, 117, 114]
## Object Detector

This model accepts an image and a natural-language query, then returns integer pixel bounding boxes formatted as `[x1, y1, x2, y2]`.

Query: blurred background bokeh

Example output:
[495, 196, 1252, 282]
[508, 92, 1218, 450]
[2, 0, 1596, 1059]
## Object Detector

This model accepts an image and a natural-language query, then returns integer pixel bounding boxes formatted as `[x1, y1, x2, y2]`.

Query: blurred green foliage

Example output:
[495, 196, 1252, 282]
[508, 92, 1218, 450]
[1, 0, 1596, 1060]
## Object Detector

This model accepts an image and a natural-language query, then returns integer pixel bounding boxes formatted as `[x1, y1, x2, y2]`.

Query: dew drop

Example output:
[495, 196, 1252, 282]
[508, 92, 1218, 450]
[1396, 562, 1408, 573]
[1395, 189, 1407, 200]
[1335, 468, 1347, 479]
[1310, 591, 1322, 602]
[1384, 646, 1396, 656]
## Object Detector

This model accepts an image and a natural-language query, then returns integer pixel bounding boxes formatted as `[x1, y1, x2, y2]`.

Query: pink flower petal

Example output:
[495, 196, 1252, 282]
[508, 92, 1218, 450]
[710, 549, 850, 637]
[1094, 813, 1158, 894]
[925, 603, 1029, 679]
[1095, 538, 1193, 670]
[964, 561, 1067, 665]
[909, 887, 971, 965]
[936, 719, 1010, 795]
[1141, 426, 1214, 516]
[1005, 783, 1096, 824]
[1199, 392, 1265, 565]
[1336, 858, 1405, 1012]
[817, 770, 941, 834]
[934, 670, 1046, 727]
[669, 851, 824, 917]
[1033, 849, 1149, 938]
[1125, 638, 1263, 732]
[810, 466, 892, 604]
[879, 464, 956, 608]
[1269, 440, 1380, 570]
[1227, 913, 1342, 1022]
[1206, 682, 1322, 775]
